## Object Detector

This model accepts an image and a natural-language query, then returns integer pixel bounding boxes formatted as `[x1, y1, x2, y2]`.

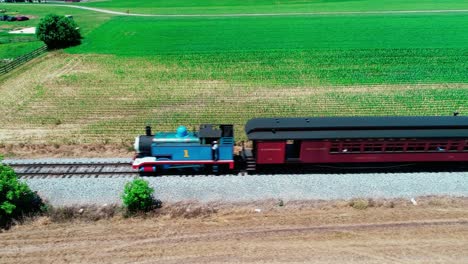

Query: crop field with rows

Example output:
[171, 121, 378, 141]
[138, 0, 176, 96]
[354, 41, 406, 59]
[0, 1, 467, 147]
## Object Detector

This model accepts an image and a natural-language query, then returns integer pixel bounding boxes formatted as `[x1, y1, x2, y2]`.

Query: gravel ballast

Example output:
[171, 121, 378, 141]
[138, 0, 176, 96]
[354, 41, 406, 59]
[2, 158, 132, 165]
[23, 172, 468, 206]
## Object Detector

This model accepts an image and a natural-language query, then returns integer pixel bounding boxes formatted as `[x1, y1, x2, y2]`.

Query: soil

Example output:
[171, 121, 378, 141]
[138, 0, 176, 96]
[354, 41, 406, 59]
[0, 143, 244, 158]
[1, 198, 468, 263]
[0, 143, 133, 158]
[9, 27, 36, 34]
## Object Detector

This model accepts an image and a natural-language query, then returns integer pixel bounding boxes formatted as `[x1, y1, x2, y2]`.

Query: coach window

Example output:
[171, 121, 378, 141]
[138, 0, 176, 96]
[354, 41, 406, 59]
[364, 143, 383, 152]
[330, 142, 340, 153]
[428, 142, 448, 152]
[385, 143, 404, 152]
[448, 142, 460, 152]
[406, 142, 426, 152]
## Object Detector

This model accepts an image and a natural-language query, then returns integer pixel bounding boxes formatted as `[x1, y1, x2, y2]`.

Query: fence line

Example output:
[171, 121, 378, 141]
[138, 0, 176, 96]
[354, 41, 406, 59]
[0, 45, 47, 75]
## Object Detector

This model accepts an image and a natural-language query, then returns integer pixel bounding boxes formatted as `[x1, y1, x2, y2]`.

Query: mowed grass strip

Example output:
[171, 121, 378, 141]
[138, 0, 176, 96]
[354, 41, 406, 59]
[78, 0, 468, 15]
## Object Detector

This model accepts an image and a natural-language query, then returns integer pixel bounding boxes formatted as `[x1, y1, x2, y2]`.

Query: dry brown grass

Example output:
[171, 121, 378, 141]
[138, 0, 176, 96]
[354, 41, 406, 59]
[46, 204, 121, 223]
[1, 197, 468, 263]
[0, 142, 132, 158]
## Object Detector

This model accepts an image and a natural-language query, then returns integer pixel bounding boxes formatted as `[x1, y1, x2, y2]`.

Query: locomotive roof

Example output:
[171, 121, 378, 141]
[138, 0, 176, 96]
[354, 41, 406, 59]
[245, 116, 468, 140]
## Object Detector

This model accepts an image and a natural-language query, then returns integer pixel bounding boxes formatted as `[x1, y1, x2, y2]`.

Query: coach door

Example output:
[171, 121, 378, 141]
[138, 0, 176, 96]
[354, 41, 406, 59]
[285, 140, 301, 162]
[256, 141, 286, 164]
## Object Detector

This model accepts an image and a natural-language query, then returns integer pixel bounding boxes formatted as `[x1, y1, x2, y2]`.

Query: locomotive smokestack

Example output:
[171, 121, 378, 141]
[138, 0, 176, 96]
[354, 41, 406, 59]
[145, 126, 152, 136]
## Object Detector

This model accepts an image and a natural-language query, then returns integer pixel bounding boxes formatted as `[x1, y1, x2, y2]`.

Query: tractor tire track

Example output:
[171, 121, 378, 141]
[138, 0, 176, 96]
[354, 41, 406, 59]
[103, 219, 468, 252]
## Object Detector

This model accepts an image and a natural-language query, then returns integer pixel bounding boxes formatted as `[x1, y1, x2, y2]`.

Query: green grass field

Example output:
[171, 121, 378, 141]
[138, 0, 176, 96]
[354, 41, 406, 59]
[0, 1, 467, 146]
[78, 0, 468, 15]
[0, 40, 43, 60]
[73, 14, 468, 52]
[69, 13, 468, 85]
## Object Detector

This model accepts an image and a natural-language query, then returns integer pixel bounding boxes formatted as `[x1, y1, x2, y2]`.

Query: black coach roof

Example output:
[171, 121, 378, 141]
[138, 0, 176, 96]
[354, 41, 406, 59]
[245, 116, 468, 140]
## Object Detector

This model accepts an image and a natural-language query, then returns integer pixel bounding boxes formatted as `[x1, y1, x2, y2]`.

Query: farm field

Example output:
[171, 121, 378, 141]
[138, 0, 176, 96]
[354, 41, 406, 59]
[70, 14, 468, 63]
[1, 198, 468, 263]
[0, 1, 467, 155]
[1, 52, 466, 149]
[77, 0, 468, 15]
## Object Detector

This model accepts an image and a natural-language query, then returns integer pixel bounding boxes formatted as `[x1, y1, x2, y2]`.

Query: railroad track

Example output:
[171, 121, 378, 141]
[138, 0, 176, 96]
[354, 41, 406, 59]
[3, 158, 467, 179]
[2, 158, 137, 179]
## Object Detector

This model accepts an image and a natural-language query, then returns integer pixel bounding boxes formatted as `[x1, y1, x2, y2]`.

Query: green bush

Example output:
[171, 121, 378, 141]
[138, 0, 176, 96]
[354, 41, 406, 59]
[349, 199, 370, 210]
[36, 14, 82, 49]
[122, 178, 155, 213]
[0, 160, 43, 228]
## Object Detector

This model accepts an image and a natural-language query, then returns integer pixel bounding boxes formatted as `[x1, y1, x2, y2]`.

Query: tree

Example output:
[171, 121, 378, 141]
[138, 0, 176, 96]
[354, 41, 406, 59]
[36, 14, 82, 49]
[0, 158, 43, 229]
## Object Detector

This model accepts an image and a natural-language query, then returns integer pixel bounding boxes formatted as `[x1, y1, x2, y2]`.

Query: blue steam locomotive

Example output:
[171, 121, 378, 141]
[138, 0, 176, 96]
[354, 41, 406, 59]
[132, 124, 235, 173]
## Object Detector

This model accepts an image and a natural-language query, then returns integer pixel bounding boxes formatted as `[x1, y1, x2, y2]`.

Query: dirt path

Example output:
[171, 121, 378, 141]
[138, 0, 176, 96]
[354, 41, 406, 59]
[17, 4, 468, 17]
[1, 200, 468, 263]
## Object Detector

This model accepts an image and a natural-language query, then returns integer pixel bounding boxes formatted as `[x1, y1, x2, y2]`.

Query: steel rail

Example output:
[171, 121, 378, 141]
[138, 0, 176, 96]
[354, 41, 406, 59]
[4, 159, 467, 179]
[5, 162, 137, 179]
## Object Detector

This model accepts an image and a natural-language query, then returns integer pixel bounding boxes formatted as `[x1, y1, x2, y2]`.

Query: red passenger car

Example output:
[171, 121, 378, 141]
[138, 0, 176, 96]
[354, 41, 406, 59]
[244, 116, 468, 171]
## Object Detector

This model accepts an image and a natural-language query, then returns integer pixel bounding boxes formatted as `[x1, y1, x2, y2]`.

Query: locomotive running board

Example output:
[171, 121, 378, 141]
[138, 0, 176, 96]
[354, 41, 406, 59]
[133, 158, 235, 170]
